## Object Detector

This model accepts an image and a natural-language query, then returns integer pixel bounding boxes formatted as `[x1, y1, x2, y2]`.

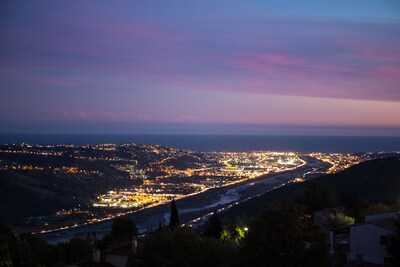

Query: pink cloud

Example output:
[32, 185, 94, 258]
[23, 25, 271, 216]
[375, 65, 400, 76]
[361, 51, 400, 62]
[2, 11, 400, 103]
[227, 52, 355, 78]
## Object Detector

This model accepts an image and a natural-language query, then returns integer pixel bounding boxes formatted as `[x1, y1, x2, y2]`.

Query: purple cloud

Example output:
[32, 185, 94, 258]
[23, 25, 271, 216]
[0, 1, 399, 134]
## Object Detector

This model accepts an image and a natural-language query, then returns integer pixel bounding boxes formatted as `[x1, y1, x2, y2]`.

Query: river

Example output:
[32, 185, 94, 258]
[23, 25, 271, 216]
[41, 156, 329, 244]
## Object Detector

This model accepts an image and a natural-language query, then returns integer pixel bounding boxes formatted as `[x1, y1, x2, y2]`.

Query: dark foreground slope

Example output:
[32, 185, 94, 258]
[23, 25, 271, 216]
[0, 163, 134, 225]
[223, 157, 400, 220]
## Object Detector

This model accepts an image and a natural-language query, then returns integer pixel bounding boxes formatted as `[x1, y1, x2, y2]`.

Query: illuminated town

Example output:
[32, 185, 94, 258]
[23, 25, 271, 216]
[1, 142, 396, 233]
[93, 150, 306, 209]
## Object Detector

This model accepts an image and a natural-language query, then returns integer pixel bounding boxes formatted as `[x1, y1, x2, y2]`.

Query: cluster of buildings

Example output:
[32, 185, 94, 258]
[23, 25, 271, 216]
[92, 151, 305, 210]
[93, 190, 178, 209]
[310, 153, 362, 174]
[320, 209, 399, 266]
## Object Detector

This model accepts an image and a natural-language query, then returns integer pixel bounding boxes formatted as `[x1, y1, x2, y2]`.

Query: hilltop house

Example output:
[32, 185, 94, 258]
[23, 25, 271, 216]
[347, 210, 399, 266]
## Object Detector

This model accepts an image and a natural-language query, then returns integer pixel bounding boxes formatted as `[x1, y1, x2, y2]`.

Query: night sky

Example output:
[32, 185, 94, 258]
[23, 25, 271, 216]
[1, 1, 399, 135]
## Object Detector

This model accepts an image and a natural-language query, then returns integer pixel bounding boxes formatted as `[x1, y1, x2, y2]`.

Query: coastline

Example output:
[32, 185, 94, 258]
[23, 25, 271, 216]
[1, 134, 400, 153]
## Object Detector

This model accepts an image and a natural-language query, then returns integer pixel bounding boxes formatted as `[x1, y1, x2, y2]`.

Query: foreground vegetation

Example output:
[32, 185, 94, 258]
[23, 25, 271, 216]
[1, 198, 399, 266]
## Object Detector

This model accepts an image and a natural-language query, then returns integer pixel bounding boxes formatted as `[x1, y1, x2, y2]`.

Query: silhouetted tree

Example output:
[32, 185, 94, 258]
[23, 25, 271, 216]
[240, 202, 329, 267]
[340, 189, 367, 222]
[131, 227, 231, 267]
[111, 217, 138, 242]
[111, 217, 138, 241]
[102, 217, 138, 248]
[203, 211, 222, 239]
[169, 199, 180, 229]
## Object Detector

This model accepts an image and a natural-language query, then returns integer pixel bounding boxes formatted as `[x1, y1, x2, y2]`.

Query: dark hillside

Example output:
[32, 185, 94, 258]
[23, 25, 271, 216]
[223, 157, 400, 220]
[0, 167, 135, 224]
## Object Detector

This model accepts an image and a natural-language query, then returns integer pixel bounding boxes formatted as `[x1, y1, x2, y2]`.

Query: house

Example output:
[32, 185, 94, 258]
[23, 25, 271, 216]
[104, 241, 138, 267]
[347, 210, 399, 266]
[68, 237, 141, 267]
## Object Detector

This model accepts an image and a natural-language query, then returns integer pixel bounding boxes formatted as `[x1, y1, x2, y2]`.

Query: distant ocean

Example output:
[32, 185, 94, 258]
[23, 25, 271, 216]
[0, 134, 399, 153]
